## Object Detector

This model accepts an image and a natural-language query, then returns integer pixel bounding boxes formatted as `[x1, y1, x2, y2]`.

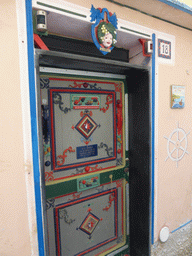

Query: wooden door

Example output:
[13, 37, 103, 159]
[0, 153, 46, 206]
[39, 69, 129, 256]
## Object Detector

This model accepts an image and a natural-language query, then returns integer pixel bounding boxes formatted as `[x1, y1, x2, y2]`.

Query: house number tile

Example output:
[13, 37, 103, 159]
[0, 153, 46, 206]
[158, 39, 171, 59]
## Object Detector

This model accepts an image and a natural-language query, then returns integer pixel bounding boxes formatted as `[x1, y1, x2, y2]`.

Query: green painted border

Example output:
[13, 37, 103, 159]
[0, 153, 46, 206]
[36, 2, 87, 18]
[45, 168, 126, 199]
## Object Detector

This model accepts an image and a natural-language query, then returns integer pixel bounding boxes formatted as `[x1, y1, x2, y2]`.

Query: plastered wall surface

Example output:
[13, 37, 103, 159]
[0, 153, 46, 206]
[0, 1, 32, 255]
[151, 221, 192, 255]
[66, 0, 192, 240]
[1, 0, 191, 254]
[157, 31, 192, 233]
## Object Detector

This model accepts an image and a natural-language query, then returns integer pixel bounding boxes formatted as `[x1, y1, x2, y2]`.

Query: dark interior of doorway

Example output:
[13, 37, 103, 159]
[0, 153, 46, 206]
[36, 34, 129, 62]
[37, 43, 150, 256]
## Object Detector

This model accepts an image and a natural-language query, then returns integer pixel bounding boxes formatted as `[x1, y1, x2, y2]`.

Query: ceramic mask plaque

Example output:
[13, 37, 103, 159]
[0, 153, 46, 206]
[90, 5, 118, 55]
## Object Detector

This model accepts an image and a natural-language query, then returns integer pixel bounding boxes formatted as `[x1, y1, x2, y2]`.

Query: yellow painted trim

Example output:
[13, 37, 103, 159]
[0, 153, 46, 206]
[45, 163, 125, 185]
[174, 0, 192, 7]
[99, 178, 127, 256]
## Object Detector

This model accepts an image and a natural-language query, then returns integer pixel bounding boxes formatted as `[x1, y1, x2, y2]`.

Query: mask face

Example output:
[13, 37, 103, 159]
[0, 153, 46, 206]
[102, 33, 113, 48]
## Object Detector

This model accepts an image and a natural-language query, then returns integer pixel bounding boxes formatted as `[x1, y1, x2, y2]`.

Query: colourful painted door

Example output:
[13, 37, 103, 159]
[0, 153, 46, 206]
[40, 70, 129, 256]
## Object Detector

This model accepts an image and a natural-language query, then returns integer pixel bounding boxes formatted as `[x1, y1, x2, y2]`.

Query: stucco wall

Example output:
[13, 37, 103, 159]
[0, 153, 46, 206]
[66, 0, 192, 242]
[1, 0, 192, 255]
[157, 30, 192, 233]
[0, 1, 33, 255]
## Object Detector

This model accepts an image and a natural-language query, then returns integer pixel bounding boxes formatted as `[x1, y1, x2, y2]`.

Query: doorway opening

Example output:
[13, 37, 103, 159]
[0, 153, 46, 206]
[35, 47, 150, 256]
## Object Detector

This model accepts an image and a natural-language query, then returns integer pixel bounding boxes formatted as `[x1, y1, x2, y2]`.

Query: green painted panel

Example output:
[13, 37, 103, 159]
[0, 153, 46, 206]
[45, 168, 127, 199]
[45, 179, 76, 199]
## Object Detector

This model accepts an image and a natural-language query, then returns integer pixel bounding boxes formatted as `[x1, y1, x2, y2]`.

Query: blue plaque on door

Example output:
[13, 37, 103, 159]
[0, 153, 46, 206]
[77, 144, 98, 159]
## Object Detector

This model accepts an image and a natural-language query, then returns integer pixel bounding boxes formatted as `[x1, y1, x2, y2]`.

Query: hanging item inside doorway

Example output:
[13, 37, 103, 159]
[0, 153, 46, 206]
[90, 5, 118, 55]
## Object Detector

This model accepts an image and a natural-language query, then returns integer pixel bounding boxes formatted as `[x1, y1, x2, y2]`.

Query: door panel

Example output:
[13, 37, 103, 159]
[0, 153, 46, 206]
[46, 180, 127, 256]
[40, 71, 129, 256]
[41, 76, 125, 182]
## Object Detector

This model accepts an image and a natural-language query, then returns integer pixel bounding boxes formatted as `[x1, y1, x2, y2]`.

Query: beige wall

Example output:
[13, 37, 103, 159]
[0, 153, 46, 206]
[1, 0, 192, 254]
[0, 1, 32, 255]
[157, 30, 192, 232]
[67, 0, 192, 240]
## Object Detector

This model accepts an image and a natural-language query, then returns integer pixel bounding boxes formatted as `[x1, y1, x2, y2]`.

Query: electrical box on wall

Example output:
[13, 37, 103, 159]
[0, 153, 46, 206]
[145, 40, 153, 54]
[139, 39, 153, 57]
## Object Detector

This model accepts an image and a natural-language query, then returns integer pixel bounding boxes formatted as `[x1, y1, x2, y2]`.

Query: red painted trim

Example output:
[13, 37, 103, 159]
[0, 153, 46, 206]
[95, 244, 117, 256]
[49, 78, 119, 84]
[114, 190, 118, 237]
[77, 237, 117, 256]
[54, 180, 117, 199]
[100, 94, 113, 113]
[57, 147, 75, 166]
[73, 105, 100, 109]
[55, 191, 81, 200]
[55, 208, 61, 256]
[45, 171, 54, 182]
[139, 38, 151, 57]
[50, 88, 115, 94]
[54, 152, 116, 171]
[121, 185, 124, 235]
[103, 193, 115, 211]
[54, 166, 116, 181]
[56, 189, 116, 209]
[120, 91, 123, 158]
[50, 91, 56, 171]
[115, 179, 124, 235]
[113, 92, 117, 158]
[33, 33, 49, 50]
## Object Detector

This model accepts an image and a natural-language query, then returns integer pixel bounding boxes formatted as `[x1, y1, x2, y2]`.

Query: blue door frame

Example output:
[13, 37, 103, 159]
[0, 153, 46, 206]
[25, 1, 156, 254]
[25, 1, 45, 255]
[151, 33, 156, 245]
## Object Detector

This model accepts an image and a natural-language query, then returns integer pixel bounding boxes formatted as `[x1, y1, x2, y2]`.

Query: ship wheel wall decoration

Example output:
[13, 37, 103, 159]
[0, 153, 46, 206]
[164, 122, 190, 167]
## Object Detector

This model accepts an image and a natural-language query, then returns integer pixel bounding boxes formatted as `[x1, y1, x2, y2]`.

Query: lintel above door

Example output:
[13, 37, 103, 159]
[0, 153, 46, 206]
[35, 49, 149, 75]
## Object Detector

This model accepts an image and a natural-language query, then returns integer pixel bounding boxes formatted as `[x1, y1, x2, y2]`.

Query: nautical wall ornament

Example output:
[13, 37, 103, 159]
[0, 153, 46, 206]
[90, 5, 118, 55]
[164, 122, 190, 167]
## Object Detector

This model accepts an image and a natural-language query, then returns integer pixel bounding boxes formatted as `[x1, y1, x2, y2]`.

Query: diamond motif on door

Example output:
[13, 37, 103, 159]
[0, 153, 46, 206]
[79, 212, 100, 235]
[75, 114, 98, 139]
